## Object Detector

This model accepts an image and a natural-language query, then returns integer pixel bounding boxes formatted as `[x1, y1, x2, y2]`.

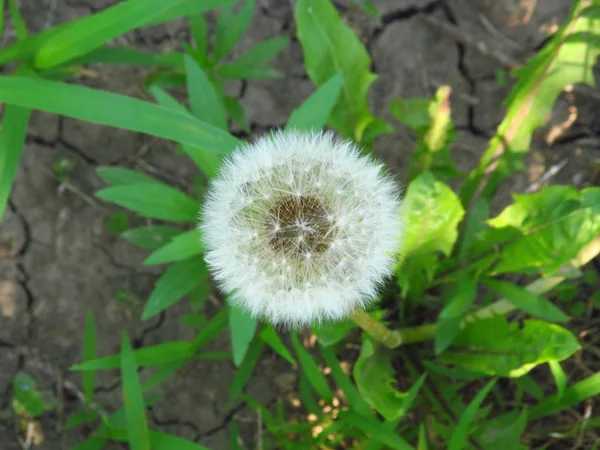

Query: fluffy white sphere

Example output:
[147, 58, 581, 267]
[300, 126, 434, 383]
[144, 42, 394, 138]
[200, 130, 402, 327]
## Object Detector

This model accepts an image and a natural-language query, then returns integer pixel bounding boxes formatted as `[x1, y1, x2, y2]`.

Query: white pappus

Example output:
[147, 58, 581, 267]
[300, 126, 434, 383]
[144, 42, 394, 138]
[200, 130, 403, 327]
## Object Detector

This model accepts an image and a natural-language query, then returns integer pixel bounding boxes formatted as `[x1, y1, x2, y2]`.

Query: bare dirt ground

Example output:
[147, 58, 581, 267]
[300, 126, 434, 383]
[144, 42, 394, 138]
[1, 0, 599, 449]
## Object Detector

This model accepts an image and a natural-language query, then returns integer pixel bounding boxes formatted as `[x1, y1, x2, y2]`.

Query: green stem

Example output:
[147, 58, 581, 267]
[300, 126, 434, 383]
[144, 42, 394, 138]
[352, 236, 600, 349]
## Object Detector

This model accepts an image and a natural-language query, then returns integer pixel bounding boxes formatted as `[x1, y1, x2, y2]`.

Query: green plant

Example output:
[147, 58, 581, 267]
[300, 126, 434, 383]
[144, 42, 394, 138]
[2, 0, 600, 448]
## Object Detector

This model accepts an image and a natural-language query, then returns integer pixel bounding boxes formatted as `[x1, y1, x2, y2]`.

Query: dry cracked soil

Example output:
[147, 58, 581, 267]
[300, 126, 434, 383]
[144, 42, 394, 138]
[1, 0, 600, 449]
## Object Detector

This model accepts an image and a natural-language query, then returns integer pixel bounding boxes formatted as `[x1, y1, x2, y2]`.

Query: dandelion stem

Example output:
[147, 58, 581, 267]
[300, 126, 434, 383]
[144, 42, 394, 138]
[353, 236, 600, 348]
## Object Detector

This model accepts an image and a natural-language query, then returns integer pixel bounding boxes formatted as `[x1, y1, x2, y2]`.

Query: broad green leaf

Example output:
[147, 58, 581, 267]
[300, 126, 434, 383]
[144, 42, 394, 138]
[484, 279, 568, 322]
[440, 316, 581, 377]
[185, 54, 228, 130]
[72, 47, 184, 68]
[529, 372, 600, 420]
[259, 326, 296, 365]
[96, 183, 198, 222]
[435, 278, 477, 355]
[354, 336, 406, 420]
[396, 172, 464, 300]
[0, 105, 30, 220]
[7, 0, 27, 40]
[291, 330, 333, 403]
[337, 411, 413, 450]
[448, 378, 496, 450]
[476, 409, 528, 450]
[120, 334, 151, 450]
[149, 86, 187, 112]
[142, 255, 207, 319]
[229, 304, 257, 367]
[83, 311, 97, 406]
[319, 345, 372, 417]
[461, 1, 600, 204]
[286, 72, 343, 131]
[486, 186, 600, 275]
[0, 77, 241, 154]
[144, 230, 203, 265]
[229, 338, 264, 404]
[96, 167, 159, 186]
[72, 341, 194, 371]
[295, 0, 378, 139]
[548, 360, 567, 398]
[457, 197, 490, 260]
[120, 226, 182, 250]
[34, 0, 218, 68]
[191, 308, 229, 351]
[213, 0, 256, 62]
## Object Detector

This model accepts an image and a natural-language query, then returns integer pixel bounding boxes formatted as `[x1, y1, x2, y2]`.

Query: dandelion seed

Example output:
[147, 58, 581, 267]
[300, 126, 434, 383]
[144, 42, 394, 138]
[200, 130, 403, 327]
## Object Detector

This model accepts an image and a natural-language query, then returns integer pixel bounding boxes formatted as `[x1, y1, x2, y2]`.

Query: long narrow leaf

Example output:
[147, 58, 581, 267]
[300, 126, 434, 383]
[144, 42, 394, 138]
[229, 305, 257, 367]
[0, 105, 30, 220]
[287, 72, 343, 131]
[0, 77, 241, 154]
[7, 0, 27, 40]
[144, 230, 203, 265]
[291, 330, 333, 403]
[120, 334, 151, 450]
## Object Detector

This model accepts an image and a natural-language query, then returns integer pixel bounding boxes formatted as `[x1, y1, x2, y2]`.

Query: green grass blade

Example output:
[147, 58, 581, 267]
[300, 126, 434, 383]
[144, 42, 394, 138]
[449, 378, 496, 450]
[144, 230, 203, 266]
[149, 0, 236, 25]
[548, 360, 567, 399]
[229, 338, 265, 405]
[82, 311, 97, 406]
[96, 183, 198, 222]
[120, 226, 181, 250]
[0, 0, 4, 42]
[229, 305, 257, 367]
[529, 372, 600, 420]
[7, 0, 28, 40]
[213, 0, 256, 62]
[142, 255, 207, 320]
[96, 167, 160, 186]
[120, 334, 151, 450]
[286, 72, 342, 131]
[259, 325, 296, 366]
[291, 330, 333, 403]
[189, 13, 209, 64]
[0, 104, 30, 221]
[35, 0, 198, 68]
[185, 54, 228, 130]
[0, 77, 241, 154]
[72, 341, 194, 371]
[191, 308, 229, 351]
[485, 279, 568, 323]
[337, 411, 414, 450]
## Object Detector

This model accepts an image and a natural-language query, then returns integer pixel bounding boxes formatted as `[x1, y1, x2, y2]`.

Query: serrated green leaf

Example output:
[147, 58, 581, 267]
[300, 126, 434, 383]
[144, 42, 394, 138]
[484, 279, 568, 322]
[229, 304, 257, 367]
[461, 1, 600, 204]
[83, 310, 97, 406]
[259, 326, 296, 365]
[286, 72, 343, 131]
[72, 341, 194, 371]
[142, 255, 207, 319]
[0, 77, 241, 154]
[120, 334, 151, 450]
[291, 330, 333, 403]
[96, 183, 198, 223]
[120, 226, 181, 250]
[0, 104, 30, 221]
[144, 230, 203, 265]
[448, 378, 496, 450]
[396, 172, 465, 300]
[353, 336, 406, 420]
[440, 316, 581, 377]
[295, 0, 378, 140]
[213, 0, 256, 62]
[96, 167, 159, 186]
[486, 186, 600, 275]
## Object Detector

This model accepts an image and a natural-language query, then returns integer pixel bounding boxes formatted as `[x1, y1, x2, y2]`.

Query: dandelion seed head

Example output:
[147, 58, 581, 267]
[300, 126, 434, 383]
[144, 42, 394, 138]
[200, 130, 402, 327]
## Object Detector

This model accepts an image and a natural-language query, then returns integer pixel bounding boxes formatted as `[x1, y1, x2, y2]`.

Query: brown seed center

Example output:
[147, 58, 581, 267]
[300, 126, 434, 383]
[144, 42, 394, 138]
[267, 195, 334, 258]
